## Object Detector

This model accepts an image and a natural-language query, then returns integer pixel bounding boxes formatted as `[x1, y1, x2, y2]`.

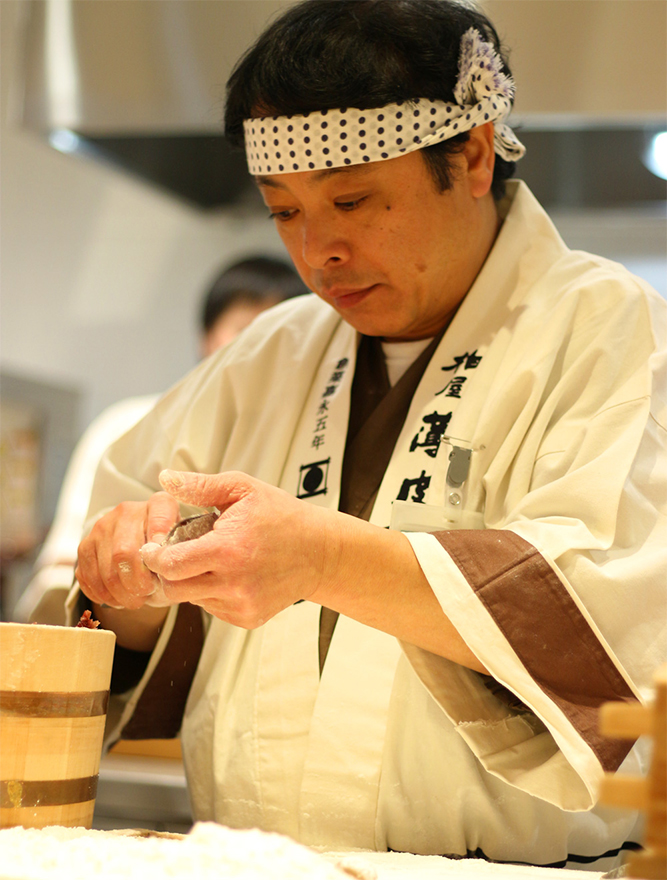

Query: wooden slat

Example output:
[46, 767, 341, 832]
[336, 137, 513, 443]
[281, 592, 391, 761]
[110, 738, 183, 760]
[599, 702, 653, 739]
[598, 775, 649, 811]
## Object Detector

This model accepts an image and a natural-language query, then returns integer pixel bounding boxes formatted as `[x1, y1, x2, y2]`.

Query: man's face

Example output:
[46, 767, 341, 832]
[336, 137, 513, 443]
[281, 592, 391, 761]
[256, 132, 498, 340]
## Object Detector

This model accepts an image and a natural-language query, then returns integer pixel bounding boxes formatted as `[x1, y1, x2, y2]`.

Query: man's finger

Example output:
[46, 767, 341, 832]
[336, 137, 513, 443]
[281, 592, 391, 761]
[159, 469, 250, 509]
[140, 533, 220, 582]
[75, 563, 120, 609]
[139, 541, 162, 571]
[139, 541, 163, 573]
[148, 572, 221, 605]
[146, 491, 180, 543]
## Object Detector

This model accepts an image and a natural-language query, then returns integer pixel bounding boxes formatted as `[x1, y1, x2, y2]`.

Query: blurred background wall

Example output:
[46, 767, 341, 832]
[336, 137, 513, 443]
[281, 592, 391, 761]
[0, 1, 289, 569]
[1, 2, 290, 432]
[1, 0, 665, 612]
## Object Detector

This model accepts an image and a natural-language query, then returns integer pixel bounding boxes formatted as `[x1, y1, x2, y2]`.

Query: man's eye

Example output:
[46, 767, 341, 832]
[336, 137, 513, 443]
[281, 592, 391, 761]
[335, 197, 368, 211]
[268, 209, 296, 222]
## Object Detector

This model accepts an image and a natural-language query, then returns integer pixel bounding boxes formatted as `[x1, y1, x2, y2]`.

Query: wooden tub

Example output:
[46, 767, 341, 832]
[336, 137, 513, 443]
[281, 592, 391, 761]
[0, 621, 116, 829]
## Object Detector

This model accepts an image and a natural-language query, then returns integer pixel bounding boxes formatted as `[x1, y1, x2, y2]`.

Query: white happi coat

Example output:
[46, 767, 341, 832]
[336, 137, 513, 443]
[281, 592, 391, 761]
[84, 182, 666, 868]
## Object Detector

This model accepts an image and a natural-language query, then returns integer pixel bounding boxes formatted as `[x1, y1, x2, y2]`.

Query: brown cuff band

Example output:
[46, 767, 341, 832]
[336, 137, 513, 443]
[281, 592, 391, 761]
[434, 528, 638, 771]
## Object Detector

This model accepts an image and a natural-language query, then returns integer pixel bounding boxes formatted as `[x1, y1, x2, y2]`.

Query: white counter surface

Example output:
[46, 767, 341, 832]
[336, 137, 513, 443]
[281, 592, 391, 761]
[324, 850, 612, 879]
[0, 822, 618, 880]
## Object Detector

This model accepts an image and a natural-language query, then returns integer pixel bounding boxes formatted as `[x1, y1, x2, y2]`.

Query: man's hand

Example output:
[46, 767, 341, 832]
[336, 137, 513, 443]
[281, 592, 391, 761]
[77, 468, 487, 672]
[75, 491, 180, 610]
[140, 470, 338, 628]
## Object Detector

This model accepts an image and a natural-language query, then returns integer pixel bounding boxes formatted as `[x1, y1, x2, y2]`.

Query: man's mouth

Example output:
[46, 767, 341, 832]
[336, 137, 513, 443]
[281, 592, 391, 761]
[324, 284, 378, 309]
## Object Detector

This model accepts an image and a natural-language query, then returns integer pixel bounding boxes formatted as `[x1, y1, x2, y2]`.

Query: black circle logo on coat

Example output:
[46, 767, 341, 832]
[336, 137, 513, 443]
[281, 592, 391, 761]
[297, 459, 330, 499]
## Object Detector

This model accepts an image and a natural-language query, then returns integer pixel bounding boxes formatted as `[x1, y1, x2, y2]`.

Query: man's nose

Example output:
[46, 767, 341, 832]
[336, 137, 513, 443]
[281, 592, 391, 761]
[301, 218, 350, 269]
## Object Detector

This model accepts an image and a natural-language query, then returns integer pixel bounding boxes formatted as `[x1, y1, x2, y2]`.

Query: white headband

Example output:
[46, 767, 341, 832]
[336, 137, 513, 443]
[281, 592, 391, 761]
[243, 28, 525, 176]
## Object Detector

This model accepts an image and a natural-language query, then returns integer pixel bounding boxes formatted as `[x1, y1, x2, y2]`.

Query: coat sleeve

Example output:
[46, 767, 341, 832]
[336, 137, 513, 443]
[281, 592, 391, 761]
[403, 273, 667, 811]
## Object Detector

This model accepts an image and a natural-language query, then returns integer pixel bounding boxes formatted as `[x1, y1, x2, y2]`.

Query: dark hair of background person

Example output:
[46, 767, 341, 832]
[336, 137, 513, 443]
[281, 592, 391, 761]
[224, 0, 517, 201]
[201, 255, 309, 333]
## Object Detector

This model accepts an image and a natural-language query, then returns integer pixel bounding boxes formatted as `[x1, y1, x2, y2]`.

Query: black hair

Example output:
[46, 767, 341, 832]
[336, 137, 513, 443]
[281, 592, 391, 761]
[224, 0, 517, 199]
[201, 256, 308, 332]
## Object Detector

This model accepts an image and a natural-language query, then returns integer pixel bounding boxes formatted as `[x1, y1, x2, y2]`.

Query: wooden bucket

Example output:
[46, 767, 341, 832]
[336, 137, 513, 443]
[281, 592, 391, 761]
[0, 622, 116, 829]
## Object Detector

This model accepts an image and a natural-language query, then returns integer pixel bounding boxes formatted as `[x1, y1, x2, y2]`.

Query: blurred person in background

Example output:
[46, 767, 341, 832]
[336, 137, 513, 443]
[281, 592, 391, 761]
[201, 256, 308, 356]
[15, 255, 306, 624]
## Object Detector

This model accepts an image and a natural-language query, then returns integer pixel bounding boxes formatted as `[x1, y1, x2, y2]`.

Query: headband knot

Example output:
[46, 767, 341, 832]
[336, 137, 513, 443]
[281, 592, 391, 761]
[454, 27, 515, 108]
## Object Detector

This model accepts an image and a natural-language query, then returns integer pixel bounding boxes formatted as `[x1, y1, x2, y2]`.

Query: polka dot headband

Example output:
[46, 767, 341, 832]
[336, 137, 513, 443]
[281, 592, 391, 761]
[243, 28, 526, 176]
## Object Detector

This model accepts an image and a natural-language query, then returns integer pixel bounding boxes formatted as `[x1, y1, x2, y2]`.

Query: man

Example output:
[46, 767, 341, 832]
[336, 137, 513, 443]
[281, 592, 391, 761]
[73, 0, 665, 870]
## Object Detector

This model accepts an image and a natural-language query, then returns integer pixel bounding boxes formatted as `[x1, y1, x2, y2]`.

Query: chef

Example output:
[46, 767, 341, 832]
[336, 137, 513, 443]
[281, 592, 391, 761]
[72, 0, 666, 871]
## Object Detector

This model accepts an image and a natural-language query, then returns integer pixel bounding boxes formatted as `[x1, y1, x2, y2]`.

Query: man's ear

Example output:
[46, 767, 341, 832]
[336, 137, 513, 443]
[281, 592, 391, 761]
[463, 122, 496, 198]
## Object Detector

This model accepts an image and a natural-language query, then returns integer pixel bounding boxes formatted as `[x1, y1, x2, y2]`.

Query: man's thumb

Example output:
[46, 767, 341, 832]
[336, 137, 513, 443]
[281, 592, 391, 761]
[159, 469, 216, 506]
[160, 469, 252, 510]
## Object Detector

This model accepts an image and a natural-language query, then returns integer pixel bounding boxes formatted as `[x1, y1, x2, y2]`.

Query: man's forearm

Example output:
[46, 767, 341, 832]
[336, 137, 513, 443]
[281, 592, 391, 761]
[310, 514, 489, 675]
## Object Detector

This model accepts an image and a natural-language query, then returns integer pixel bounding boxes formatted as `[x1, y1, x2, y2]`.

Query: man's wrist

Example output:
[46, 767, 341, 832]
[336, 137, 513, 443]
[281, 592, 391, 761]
[92, 602, 171, 652]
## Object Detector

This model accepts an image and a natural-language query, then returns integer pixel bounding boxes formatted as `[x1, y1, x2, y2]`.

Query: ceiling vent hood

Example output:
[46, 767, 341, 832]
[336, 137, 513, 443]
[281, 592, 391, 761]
[13, 0, 296, 208]
[11, 0, 667, 210]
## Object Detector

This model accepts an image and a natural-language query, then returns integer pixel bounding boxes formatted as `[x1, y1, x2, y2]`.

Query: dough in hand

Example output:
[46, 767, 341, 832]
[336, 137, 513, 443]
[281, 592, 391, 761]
[144, 511, 219, 606]
[163, 512, 218, 545]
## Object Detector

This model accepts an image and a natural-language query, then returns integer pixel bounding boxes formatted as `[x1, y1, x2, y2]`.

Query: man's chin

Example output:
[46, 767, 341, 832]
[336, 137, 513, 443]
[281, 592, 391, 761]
[334, 311, 408, 339]
[320, 290, 424, 339]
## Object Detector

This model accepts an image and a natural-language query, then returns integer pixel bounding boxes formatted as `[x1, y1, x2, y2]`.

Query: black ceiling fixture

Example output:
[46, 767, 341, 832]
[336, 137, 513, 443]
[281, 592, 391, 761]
[69, 126, 667, 212]
[77, 134, 259, 210]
